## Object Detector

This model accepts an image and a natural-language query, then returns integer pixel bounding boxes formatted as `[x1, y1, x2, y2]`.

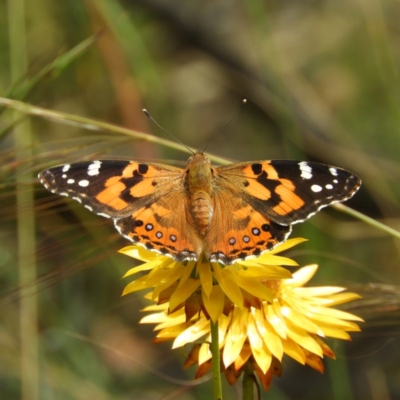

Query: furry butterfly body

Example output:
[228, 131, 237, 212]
[39, 152, 361, 264]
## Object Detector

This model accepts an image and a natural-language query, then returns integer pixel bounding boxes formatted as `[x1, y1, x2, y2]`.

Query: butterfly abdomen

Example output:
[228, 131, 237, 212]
[186, 152, 216, 235]
[190, 191, 214, 235]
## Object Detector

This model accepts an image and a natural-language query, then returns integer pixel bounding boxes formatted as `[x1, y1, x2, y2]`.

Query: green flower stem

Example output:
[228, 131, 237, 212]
[210, 320, 223, 400]
[242, 364, 255, 400]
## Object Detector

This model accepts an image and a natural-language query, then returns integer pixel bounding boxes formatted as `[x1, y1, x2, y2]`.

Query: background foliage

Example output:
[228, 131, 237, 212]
[1, 0, 400, 399]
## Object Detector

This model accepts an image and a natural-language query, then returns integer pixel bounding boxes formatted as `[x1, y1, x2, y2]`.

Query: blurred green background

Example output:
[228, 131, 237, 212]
[1, 0, 400, 399]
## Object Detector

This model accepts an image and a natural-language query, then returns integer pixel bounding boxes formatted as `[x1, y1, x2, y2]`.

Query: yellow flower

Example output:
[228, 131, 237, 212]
[119, 238, 304, 322]
[139, 263, 362, 391]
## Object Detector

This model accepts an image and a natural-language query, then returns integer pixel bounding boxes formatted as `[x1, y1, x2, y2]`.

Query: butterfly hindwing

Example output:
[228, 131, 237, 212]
[114, 193, 201, 260]
[39, 160, 201, 259]
[205, 191, 291, 264]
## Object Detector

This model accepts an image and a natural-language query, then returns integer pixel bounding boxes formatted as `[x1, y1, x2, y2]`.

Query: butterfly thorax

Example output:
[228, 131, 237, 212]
[186, 153, 215, 235]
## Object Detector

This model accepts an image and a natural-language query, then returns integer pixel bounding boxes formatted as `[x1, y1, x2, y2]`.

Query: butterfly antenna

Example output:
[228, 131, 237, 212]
[202, 98, 247, 153]
[143, 109, 195, 155]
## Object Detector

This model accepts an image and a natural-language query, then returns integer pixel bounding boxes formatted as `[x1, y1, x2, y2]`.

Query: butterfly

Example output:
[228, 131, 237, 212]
[39, 151, 361, 264]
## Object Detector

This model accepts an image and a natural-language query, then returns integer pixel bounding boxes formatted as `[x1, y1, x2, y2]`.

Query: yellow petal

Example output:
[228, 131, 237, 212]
[314, 336, 336, 359]
[198, 315, 231, 366]
[124, 261, 179, 295]
[199, 341, 212, 365]
[317, 326, 351, 339]
[222, 308, 248, 367]
[177, 261, 196, 287]
[303, 304, 364, 322]
[286, 264, 318, 287]
[265, 303, 287, 339]
[212, 263, 243, 306]
[169, 278, 200, 312]
[152, 263, 186, 300]
[247, 318, 272, 373]
[198, 260, 213, 298]
[280, 303, 324, 336]
[233, 273, 273, 302]
[202, 285, 225, 323]
[141, 302, 168, 312]
[173, 317, 209, 348]
[154, 320, 188, 332]
[252, 308, 283, 360]
[305, 351, 325, 373]
[122, 258, 167, 277]
[122, 275, 156, 295]
[233, 343, 252, 371]
[119, 245, 165, 262]
[241, 255, 298, 267]
[236, 264, 292, 279]
[139, 311, 168, 324]
[266, 238, 307, 254]
[156, 323, 191, 340]
[323, 292, 362, 306]
[309, 314, 362, 330]
[295, 286, 345, 297]
[284, 320, 322, 357]
[282, 339, 306, 364]
[217, 314, 231, 346]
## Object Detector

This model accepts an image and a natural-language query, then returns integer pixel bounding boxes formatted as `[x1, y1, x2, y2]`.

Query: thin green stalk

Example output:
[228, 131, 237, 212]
[334, 203, 400, 240]
[0, 97, 230, 165]
[8, 1, 39, 399]
[210, 320, 223, 400]
[242, 364, 255, 400]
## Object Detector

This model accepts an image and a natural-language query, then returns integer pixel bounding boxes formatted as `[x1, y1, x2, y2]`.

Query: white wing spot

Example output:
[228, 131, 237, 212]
[299, 162, 313, 179]
[84, 205, 93, 212]
[78, 180, 90, 187]
[333, 179, 338, 184]
[329, 167, 338, 176]
[325, 184, 333, 190]
[67, 179, 75, 184]
[97, 212, 111, 219]
[72, 197, 82, 204]
[311, 184, 323, 193]
[59, 192, 69, 197]
[62, 174, 67, 179]
[87, 161, 102, 176]
[62, 164, 71, 173]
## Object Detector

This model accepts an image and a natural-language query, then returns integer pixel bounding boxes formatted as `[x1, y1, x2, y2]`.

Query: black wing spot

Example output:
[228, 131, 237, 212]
[138, 164, 149, 174]
[261, 224, 270, 232]
[251, 163, 262, 175]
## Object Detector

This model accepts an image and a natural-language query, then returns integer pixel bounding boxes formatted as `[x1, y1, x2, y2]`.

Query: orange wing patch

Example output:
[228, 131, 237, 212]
[115, 202, 201, 261]
[272, 183, 305, 216]
[204, 196, 291, 264]
[209, 205, 291, 264]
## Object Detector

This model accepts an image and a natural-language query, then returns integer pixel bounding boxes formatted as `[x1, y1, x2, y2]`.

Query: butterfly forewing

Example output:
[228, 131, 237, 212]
[217, 160, 361, 226]
[39, 160, 183, 218]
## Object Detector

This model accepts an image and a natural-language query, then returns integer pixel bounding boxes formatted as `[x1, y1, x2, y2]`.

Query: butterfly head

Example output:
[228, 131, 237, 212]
[186, 151, 214, 184]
